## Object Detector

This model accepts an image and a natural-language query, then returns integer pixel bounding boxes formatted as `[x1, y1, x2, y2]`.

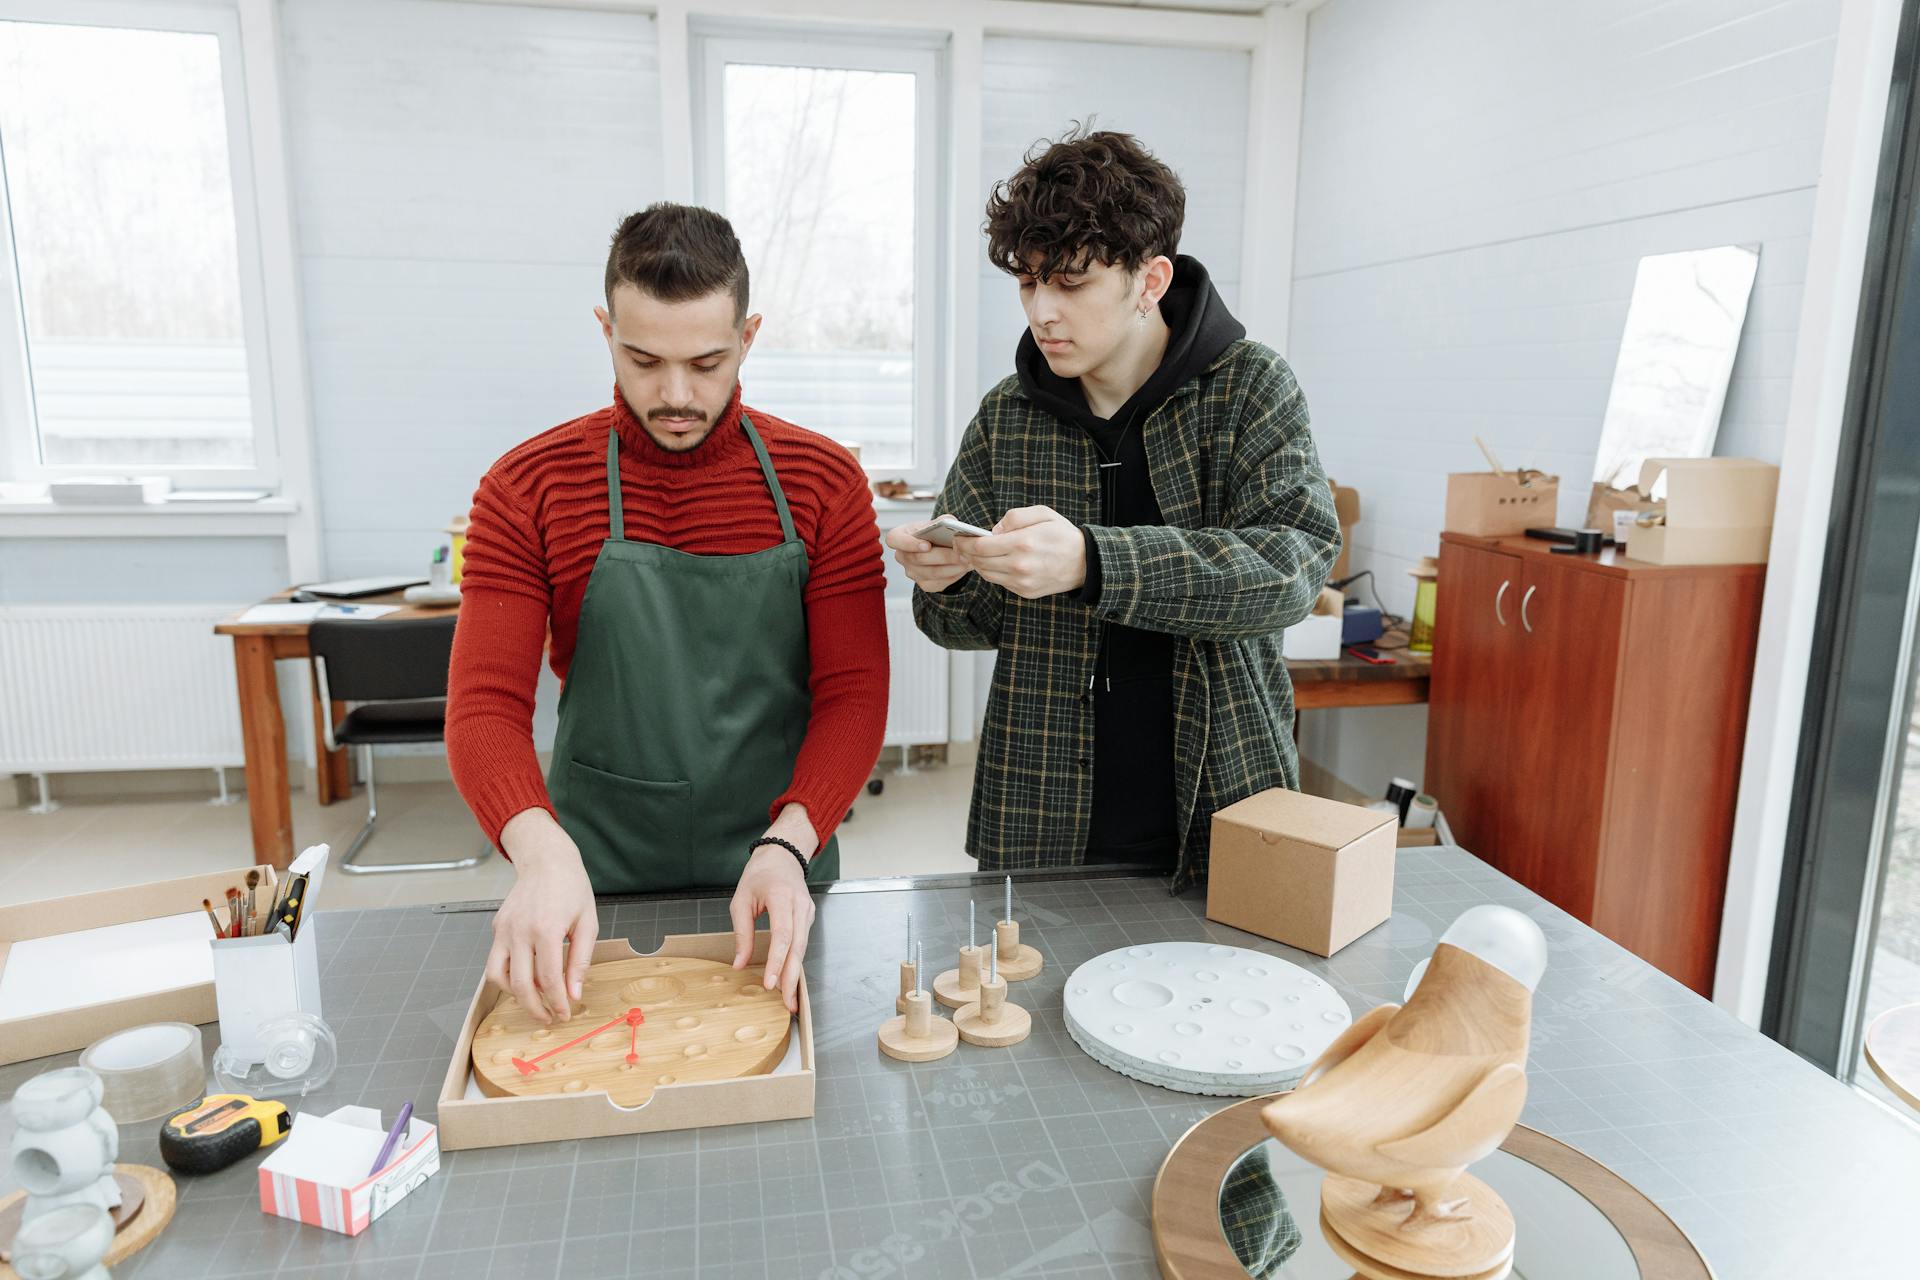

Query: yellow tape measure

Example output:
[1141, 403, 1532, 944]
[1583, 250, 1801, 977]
[159, 1093, 291, 1175]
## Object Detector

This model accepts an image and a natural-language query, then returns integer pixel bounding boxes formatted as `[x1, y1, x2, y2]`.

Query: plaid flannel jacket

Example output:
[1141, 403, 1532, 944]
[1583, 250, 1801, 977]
[913, 339, 1341, 889]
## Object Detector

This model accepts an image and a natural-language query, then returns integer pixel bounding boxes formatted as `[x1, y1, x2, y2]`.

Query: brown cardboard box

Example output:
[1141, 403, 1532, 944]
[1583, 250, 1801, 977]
[1206, 789, 1396, 957]
[436, 931, 814, 1150]
[1326, 479, 1360, 581]
[0, 865, 261, 1066]
[1444, 470, 1560, 537]
[1625, 457, 1779, 565]
[1584, 480, 1662, 537]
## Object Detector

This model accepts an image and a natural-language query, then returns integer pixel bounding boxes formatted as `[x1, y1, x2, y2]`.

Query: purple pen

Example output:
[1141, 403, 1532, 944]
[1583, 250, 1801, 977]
[367, 1101, 413, 1177]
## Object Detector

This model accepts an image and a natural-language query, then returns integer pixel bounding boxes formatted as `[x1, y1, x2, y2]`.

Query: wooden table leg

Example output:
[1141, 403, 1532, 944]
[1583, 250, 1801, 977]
[307, 665, 350, 805]
[231, 635, 294, 870]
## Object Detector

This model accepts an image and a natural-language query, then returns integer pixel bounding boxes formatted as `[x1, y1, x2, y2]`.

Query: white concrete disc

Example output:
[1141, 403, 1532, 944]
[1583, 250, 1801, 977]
[1061, 942, 1352, 1096]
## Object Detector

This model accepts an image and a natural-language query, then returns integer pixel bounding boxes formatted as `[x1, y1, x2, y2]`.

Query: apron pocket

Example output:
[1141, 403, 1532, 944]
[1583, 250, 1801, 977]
[562, 759, 693, 891]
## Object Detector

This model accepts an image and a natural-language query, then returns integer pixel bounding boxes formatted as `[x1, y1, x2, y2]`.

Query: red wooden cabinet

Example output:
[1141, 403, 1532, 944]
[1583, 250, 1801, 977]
[1424, 533, 1765, 995]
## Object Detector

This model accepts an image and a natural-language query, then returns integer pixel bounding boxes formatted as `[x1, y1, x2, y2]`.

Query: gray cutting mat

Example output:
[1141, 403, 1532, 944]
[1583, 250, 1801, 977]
[2, 850, 1916, 1278]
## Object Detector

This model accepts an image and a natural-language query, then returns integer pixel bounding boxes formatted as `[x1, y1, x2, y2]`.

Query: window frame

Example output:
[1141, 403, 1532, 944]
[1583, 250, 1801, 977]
[1764, 0, 1920, 1075]
[0, 0, 282, 491]
[690, 28, 945, 485]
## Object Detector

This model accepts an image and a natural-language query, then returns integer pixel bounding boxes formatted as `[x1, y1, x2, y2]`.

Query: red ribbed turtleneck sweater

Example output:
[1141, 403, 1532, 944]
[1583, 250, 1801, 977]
[445, 384, 888, 851]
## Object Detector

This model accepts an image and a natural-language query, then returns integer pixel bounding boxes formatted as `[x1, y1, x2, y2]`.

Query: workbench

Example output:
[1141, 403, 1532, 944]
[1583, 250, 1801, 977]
[1, 851, 1911, 1278]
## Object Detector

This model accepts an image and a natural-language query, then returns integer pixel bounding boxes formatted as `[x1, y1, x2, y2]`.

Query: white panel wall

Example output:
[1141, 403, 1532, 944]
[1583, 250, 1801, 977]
[279, 0, 666, 753]
[280, 0, 666, 582]
[975, 36, 1254, 398]
[1289, 0, 1845, 799]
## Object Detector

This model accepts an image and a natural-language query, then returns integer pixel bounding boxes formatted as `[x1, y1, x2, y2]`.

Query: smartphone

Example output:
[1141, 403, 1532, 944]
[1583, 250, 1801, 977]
[1346, 644, 1396, 666]
[912, 516, 993, 548]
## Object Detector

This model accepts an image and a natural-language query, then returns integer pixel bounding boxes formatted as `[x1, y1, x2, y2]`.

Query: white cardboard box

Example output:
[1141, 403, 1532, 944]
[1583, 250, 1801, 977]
[1282, 586, 1345, 660]
[258, 1105, 440, 1236]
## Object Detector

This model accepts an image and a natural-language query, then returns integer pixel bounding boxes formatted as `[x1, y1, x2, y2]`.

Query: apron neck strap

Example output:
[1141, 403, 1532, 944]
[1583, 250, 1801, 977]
[605, 425, 625, 541]
[604, 413, 797, 546]
[741, 414, 799, 545]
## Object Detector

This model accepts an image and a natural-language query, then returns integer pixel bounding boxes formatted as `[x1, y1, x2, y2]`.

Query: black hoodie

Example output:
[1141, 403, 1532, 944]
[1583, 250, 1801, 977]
[1013, 257, 1247, 867]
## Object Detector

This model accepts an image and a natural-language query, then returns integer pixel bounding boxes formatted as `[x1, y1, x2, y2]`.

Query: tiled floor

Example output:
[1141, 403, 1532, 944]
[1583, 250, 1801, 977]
[0, 760, 977, 910]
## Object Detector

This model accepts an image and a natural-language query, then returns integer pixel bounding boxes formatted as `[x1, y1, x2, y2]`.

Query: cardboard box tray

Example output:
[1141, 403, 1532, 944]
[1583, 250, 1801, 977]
[435, 931, 815, 1150]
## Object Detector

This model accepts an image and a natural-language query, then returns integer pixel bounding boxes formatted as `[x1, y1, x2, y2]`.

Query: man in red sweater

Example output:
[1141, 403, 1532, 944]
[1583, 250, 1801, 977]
[447, 203, 887, 1022]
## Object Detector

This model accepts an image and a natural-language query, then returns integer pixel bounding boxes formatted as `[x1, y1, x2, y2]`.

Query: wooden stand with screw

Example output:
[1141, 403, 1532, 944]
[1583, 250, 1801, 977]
[994, 919, 1043, 982]
[934, 943, 986, 1010]
[955, 967, 1030, 1048]
[995, 875, 1043, 980]
[897, 956, 917, 1015]
[879, 944, 957, 1062]
[897, 914, 917, 1014]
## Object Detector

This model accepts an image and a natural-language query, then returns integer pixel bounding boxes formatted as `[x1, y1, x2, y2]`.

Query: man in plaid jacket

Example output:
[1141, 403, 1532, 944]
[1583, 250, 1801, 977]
[886, 128, 1341, 889]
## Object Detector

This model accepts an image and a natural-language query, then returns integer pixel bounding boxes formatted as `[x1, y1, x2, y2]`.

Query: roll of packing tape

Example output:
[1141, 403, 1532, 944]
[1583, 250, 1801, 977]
[79, 1022, 205, 1124]
[1407, 793, 1439, 830]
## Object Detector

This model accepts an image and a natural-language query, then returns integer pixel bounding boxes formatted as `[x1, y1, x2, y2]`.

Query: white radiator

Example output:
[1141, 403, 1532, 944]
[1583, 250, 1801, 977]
[883, 596, 948, 748]
[0, 606, 246, 773]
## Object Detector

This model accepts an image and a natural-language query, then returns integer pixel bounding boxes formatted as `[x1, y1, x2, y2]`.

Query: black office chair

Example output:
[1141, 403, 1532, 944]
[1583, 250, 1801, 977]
[309, 615, 489, 875]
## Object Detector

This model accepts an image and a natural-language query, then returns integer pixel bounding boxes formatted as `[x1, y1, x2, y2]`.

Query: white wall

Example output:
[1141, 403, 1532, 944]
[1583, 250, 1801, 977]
[278, 0, 669, 751]
[975, 35, 1253, 397]
[1289, 0, 1846, 799]
[280, 0, 665, 584]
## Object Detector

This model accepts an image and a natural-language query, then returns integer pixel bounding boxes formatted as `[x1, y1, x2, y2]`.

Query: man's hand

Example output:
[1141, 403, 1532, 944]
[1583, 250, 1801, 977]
[959, 505, 1087, 599]
[730, 804, 819, 1013]
[885, 517, 974, 593]
[487, 809, 598, 1026]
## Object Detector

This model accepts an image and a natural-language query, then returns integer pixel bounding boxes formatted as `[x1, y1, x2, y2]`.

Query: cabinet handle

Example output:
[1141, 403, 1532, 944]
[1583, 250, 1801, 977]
[1521, 584, 1537, 634]
[1495, 580, 1510, 626]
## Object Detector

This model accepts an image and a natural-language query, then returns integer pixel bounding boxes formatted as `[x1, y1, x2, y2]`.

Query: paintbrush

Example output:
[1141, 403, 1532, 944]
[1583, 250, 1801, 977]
[225, 888, 242, 939]
[202, 898, 225, 938]
[244, 869, 261, 937]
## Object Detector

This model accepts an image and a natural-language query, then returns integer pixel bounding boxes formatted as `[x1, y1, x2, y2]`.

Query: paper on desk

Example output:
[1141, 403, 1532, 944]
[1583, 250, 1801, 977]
[264, 1106, 396, 1187]
[236, 603, 401, 625]
[0, 911, 214, 1021]
[238, 603, 322, 624]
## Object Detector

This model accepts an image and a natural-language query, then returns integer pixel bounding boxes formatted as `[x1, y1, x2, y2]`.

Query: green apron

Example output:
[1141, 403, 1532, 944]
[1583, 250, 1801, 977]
[546, 414, 840, 893]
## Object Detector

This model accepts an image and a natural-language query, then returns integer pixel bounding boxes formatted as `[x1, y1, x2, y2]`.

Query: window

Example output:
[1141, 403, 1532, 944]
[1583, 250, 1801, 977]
[695, 33, 942, 480]
[0, 3, 277, 488]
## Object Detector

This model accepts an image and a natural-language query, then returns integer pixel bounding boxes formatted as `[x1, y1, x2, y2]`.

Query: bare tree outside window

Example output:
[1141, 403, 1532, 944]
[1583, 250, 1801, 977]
[0, 21, 254, 469]
[722, 63, 916, 470]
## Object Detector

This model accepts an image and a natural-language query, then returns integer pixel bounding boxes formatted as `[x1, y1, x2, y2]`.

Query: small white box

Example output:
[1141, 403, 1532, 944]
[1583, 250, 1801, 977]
[47, 476, 172, 504]
[1282, 586, 1345, 660]
[258, 1105, 440, 1235]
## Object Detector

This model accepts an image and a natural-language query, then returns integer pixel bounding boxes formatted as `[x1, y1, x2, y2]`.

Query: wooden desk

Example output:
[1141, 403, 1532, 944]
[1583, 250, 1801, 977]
[215, 590, 460, 869]
[1287, 647, 1431, 709]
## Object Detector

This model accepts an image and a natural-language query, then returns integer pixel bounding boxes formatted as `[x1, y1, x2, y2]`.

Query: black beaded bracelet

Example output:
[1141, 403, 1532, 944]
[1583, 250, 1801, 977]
[750, 836, 809, 877]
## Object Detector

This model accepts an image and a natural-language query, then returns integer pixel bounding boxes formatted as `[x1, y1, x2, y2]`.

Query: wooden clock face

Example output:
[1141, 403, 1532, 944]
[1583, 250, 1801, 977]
[472, 955, 792, 1107]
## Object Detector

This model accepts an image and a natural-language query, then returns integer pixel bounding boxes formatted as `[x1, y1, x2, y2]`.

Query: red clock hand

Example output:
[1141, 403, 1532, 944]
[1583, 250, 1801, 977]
[511, 1007, 644, 1075]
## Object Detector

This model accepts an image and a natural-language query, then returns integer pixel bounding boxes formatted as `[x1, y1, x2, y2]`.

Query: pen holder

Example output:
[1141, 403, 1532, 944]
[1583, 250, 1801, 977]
[210, 924, 323, 1070]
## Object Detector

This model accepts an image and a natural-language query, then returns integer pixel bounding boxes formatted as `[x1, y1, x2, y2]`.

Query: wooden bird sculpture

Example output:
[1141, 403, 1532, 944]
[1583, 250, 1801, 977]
[1261, 905, 1548, 1280]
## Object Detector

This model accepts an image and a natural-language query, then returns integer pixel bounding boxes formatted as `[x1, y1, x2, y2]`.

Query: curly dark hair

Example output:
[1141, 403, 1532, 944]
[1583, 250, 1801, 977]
[983, 125, 1185, 282]
[605, 202, 749, 322]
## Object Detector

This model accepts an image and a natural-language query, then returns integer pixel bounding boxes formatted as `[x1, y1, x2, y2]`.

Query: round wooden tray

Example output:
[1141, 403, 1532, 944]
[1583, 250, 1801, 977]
[0, 1164, 175, 1279]
[472, 955, 791, 1107]
[1151, 1094, 1711, 1280]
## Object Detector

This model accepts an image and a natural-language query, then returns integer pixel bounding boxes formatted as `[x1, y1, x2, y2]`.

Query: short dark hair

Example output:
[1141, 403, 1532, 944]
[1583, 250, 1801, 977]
[983, 125, 1185, 282]
[604, 203, 749, 322]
